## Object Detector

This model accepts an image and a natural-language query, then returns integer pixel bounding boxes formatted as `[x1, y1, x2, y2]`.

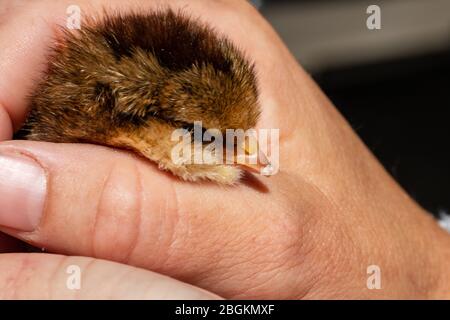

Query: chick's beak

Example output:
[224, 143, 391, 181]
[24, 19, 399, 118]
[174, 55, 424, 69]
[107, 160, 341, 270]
[236, 136, 273, 176]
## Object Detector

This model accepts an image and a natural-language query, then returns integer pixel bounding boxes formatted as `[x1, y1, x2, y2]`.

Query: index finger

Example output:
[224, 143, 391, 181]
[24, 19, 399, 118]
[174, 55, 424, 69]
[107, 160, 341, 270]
[0, 1, 66, 130]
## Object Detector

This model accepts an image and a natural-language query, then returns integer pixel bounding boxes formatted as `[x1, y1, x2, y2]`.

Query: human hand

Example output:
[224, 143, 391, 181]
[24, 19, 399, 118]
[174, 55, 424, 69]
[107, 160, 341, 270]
[1, 0, 449, 299]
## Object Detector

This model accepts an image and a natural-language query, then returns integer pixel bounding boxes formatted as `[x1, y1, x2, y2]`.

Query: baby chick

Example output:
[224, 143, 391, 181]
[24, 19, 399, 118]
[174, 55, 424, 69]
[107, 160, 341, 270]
[16, 10, 267, 184]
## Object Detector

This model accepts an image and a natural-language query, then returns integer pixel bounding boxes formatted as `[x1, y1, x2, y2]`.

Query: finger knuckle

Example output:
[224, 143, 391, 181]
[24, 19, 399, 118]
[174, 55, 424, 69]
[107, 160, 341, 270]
[91, 160, 143, 262]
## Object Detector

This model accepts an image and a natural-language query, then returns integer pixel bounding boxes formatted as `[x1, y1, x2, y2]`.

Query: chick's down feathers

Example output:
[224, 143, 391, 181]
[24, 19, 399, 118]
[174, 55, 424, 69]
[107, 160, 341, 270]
[17, 10, 261, 184]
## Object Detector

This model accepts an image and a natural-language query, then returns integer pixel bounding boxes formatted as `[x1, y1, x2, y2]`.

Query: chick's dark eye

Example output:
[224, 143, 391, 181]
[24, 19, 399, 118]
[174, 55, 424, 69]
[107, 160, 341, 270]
[181, 122, 194, 133]
[181, 84, 194, 95]
[180, 122, 211, 144]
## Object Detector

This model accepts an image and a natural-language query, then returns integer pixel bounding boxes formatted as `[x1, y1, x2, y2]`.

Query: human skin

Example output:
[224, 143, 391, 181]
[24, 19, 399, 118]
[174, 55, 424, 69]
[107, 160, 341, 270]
[0, 0, 449, 299]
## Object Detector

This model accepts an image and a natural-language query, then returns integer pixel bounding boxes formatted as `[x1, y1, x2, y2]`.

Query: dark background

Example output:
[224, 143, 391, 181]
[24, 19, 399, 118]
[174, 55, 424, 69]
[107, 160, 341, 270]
[253, 0, 450, 216]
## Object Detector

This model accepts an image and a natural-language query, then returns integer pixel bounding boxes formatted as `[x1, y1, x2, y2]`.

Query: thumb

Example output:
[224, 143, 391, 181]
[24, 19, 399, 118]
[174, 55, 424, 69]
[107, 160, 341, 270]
[0, 139, 265, 291]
